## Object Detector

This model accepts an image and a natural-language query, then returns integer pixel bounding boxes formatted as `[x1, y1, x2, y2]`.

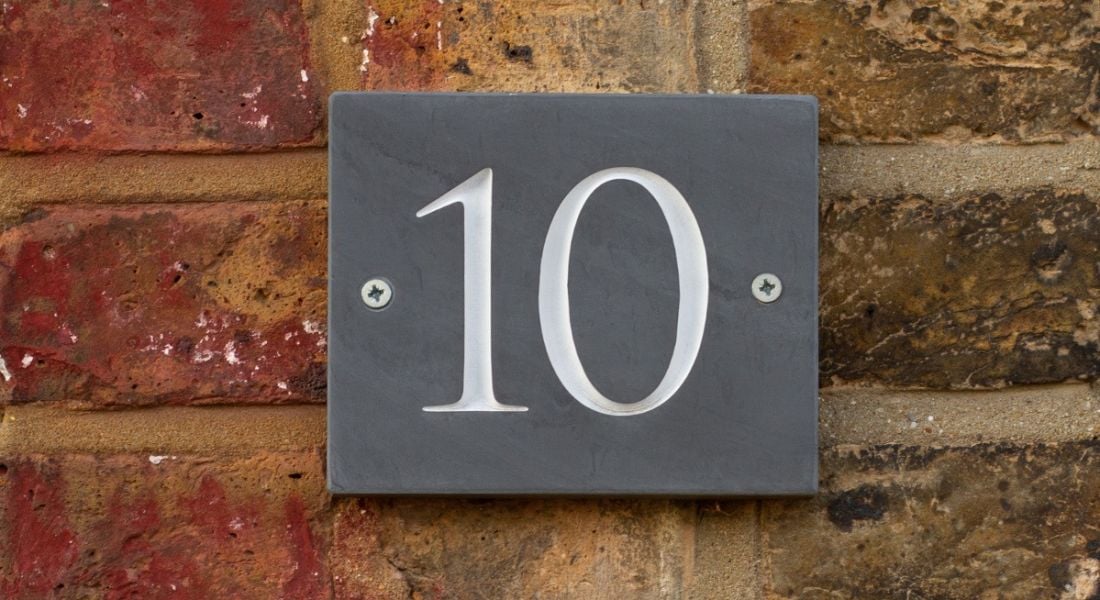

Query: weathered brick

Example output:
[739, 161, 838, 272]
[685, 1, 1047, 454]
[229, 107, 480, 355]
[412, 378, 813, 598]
[331, 498, 694, 599]
[822, 188, 1100, 388]
[358, 0, 701, 92]
[0, 202, 327, 406]
[760, 441, 1100, 598]
[749, 0, 1100, 142]
[0, 0, 321, 151]
[0, 451, 328, 599]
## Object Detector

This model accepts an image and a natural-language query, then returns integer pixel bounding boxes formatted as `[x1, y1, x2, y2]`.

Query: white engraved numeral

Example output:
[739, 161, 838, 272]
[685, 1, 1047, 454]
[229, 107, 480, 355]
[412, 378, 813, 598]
[416, 167, 708, 416]
[416, 169, 528, 412]
[539, 168, 709, 416]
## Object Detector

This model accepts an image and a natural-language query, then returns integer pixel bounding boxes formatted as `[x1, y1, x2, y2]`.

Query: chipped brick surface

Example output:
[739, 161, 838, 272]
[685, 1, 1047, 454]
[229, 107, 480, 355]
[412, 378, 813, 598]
[331, 497, 693, 599]
[761, 441, 1100, 598]
[0, 451, 328, 599]
[0, 202, 327, 406]
[0, 0, 321, 152]
[821, 188, 1100, 388]
[359, 0, 701, 92]
[749, 0, 1100, 142]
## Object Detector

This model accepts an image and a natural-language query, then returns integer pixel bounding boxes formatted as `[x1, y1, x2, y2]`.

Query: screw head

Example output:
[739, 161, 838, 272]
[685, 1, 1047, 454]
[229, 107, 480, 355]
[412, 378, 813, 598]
[751, 273, 782, 303]
[361, 278, 393, 310]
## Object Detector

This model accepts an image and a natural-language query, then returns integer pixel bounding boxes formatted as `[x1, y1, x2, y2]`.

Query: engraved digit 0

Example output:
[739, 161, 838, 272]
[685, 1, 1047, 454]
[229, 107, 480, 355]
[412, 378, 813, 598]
[538, 168, 708, 416]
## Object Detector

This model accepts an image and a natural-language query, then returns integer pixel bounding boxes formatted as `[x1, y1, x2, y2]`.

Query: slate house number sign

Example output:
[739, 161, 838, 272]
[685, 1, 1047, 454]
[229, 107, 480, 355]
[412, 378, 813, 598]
[328, 93, 819, 496]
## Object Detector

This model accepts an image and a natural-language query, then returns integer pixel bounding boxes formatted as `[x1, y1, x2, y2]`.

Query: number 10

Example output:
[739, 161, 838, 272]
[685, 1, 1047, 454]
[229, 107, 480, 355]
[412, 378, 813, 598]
[416, 167, 708, 417]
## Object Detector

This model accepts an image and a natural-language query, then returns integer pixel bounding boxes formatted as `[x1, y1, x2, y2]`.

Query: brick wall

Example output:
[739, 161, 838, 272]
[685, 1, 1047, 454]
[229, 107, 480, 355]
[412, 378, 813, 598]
[0, 0, 1098, 597]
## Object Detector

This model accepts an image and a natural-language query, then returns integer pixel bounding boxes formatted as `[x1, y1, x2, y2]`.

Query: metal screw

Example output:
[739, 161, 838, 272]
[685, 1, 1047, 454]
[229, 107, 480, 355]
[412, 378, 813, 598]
[751, 273, 782, 303]
[361, 278, 393, 310]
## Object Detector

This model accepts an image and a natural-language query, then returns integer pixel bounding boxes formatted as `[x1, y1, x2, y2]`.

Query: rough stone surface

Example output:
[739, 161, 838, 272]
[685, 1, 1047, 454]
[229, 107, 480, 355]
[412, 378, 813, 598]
[749, 0, 1100, 142]
[762, 440, 1100, 599]
[331, 497, 694, 599]
[358, 0, 702, 92]
[0, 451, 328, 599]
[0, 0, 322, 151]
[0, 202, 327, 406]
[822, 188, 1100, 388]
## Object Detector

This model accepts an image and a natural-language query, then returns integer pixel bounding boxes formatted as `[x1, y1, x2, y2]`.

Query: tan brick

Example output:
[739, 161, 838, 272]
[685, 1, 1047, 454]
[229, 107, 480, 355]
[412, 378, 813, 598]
[822, 188, 1100, 388]
[358, 0, 702, 92]
[332, 498, 695, 599]
[761, 441, 1100, 598]
[749, 0, 1099, 142]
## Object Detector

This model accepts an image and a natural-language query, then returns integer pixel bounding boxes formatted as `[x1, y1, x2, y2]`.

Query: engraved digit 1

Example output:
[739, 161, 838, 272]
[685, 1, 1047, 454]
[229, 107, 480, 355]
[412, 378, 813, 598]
[417, 169, 528, 412]
[539, 168, 709, 416]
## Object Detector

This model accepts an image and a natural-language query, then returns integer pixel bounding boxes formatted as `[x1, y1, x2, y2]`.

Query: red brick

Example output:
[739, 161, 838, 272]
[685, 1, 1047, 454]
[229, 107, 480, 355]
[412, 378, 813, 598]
[0, 202, 327, 406]
[0, 0, 321, 151]
[0, 451, 328, 599]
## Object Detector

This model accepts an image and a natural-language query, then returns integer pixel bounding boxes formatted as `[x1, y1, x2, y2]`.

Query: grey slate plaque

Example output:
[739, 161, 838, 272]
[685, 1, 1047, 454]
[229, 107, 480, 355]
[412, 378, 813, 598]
[328, 93, 818, 496]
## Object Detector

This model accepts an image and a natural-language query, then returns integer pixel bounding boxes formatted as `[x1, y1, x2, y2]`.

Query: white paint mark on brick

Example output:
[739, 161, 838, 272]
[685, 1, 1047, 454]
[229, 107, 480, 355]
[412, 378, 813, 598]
[300, 69, 309, 82]
[242, 85, 263, 99]
[303, 320, 322, 334]
[243, 114, 270, 129]
[16, 103, 27, 118]
[0, 357, 11, 382]
[21, 354, 33, 368]
[192, 350, 215, 363]
[148, 455, 177, 465]
[360, 48, 370, 72]
[224, 341, 240, 365]
[366, 8, 379, 36]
